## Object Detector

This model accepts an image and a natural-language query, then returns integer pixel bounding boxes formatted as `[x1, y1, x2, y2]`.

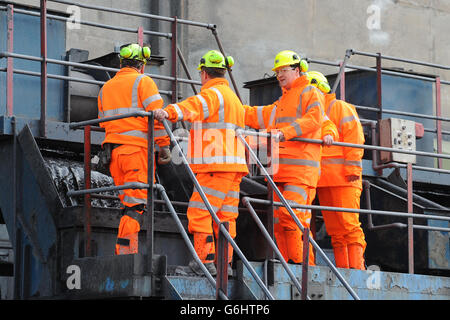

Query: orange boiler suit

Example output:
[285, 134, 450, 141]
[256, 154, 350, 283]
[164, 77, 248, 265]
[316, 93, 366, 269]
[244, 75, 326, 265]
[98, 67, 170, 255]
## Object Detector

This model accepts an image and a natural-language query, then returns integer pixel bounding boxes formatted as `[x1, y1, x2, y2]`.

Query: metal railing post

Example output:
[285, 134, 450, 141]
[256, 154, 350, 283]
[138, 26, 144, 46]
[40, 0, 47, 138]
[436, 76, 443, 169]
[331, 49, 352, 95]
[301, 227, 310, 300]
[216, 221, 229, 299]
[407, 163, 414, 274]
[83, 125, 92, 257]
[147, 112, 155, 275]
[171, 16, 178, 104]
[210, 28, 243, 102]
[6, 4, 14, 117]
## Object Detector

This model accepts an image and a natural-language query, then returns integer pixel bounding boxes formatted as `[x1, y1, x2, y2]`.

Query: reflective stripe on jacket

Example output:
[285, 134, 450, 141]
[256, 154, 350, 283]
[164, 78, 248, 174]
[244, 75, 324, 186]
[317, 93, 365, 189]
[98, 67, 170, 148]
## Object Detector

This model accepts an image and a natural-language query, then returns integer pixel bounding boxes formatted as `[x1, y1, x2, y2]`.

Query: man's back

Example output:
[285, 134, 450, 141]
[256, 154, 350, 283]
[98, 67, 166, 148]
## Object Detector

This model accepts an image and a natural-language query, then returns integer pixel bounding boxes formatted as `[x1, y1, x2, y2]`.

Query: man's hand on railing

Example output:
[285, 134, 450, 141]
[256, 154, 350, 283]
[273, 130, 285, 142]
[154, 109, 169, 121]
[322, 134, 334, 146]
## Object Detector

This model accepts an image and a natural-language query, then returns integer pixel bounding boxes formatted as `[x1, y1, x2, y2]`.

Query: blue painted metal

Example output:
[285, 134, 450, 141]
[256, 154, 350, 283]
[0, 131, 60, 298]
[0, 6, 67, 121]
[241, 261, 450, 300]
[425, 209, 450, 271]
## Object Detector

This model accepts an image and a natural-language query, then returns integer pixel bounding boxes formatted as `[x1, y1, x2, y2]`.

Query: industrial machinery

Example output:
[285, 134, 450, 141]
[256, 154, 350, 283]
[0, 1, 449, 300]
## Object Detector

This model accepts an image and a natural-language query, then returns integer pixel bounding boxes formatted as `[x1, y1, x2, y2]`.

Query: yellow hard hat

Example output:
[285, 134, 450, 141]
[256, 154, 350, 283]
[119, 43, 151, 64]
[306, 71, 331, 93]
[272, 50, 308, 72]
[197, 50, 234, 70]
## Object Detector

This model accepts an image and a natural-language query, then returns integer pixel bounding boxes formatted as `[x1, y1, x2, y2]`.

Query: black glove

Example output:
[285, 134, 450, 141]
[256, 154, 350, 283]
[157, 146, 171, 165]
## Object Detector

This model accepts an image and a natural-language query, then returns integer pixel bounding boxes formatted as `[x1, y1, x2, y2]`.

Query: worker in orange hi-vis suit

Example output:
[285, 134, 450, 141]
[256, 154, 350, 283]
[273, 115, 339, 263]
[243, 50, 327, 265]
[154, 50, 248, 276]
[307, 71, 367, 270]
[97, 43, 171, 255]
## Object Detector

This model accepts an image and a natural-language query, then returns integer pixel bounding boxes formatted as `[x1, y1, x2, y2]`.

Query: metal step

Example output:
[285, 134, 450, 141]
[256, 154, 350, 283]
[164, 264, 257, 300]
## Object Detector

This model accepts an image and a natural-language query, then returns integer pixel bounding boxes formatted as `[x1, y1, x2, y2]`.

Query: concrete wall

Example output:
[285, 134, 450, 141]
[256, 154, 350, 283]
[8, 0, 450, 130]
[181, 0, 450, 119]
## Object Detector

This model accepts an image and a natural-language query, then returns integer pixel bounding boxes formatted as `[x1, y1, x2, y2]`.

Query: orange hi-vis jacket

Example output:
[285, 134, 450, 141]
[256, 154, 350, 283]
[317, 93, 365, 189]
[164, 77, 249, 174]
[98, 67, 170, 148]
[244, 75, 325, 187]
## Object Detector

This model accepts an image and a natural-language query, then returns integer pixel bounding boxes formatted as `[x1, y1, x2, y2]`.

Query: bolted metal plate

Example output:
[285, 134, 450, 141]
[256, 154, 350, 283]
[380, 118, 417, 164]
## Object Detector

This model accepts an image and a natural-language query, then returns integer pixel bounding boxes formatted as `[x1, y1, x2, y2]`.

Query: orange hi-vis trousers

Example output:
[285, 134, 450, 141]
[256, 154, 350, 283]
[110, 145, 151, 255]
[187, 172, 245, 263]
[316, 186, 366, 249]
[273, 181, 315, 265]
[317, 186, 366, 269]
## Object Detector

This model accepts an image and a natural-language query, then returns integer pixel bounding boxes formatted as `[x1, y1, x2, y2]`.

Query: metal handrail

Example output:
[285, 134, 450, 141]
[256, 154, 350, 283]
[0, 51, 201, 87]
[241, 196, 310, 299]
[351, 50, 450, 71]
[242, 129, 450, 163]
[68, 112, 230, 299]
[237, 132, 361, 300]
[307, 57, 450, 85]
[66, 182, 228, 300]
[155, 184, 228, 300]
[0, 5, 172, 38]
[161, 120, 275, 300]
